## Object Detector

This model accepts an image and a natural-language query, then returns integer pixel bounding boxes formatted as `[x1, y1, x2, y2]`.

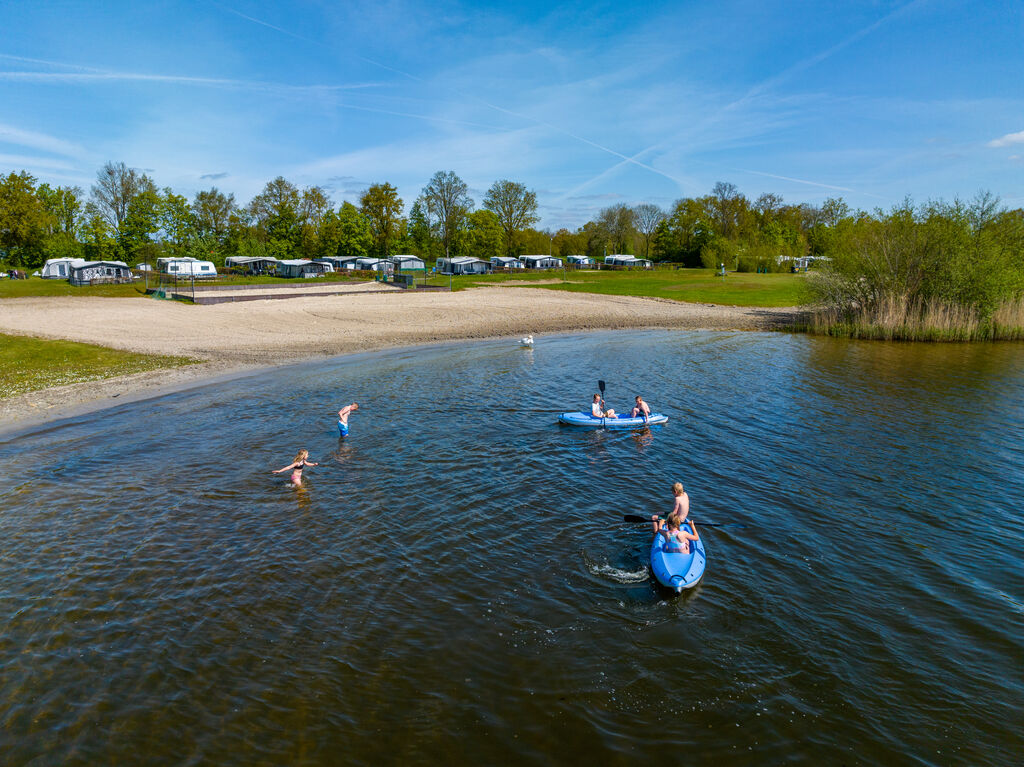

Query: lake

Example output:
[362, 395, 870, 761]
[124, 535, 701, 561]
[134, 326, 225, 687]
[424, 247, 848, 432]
[1, 330, 1021, 765]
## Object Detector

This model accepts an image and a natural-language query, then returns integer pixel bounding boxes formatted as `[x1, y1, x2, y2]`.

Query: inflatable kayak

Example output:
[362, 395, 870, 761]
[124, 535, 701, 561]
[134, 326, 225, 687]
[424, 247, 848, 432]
[557, 411, 668, 428]
[650, 520, 706, 592]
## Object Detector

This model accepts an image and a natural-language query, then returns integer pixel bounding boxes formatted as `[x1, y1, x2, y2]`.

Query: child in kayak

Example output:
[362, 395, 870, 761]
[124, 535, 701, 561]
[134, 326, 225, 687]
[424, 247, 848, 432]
[651, 511, 700, 554]
[273, 449, 318, 487]
[337, 402, 359, 436]
[670, 481, 690, 522]
[591, 393, 617, 419]
[630, 395, 651, 420]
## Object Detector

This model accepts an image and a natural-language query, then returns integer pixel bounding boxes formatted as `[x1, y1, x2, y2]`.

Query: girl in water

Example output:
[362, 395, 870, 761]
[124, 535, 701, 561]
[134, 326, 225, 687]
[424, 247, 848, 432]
[273, 449, 318, 487]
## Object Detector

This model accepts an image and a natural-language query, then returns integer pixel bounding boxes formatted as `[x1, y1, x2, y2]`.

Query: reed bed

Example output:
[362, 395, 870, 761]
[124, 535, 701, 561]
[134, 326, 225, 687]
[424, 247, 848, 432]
[802, 296, 1024, 342]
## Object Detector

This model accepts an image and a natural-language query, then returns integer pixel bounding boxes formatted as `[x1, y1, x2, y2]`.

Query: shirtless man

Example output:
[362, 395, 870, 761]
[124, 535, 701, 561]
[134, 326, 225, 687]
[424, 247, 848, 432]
[337, 402, 359, 437]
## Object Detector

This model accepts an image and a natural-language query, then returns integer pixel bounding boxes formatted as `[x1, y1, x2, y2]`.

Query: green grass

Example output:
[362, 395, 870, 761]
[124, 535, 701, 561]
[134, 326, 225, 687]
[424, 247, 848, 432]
[0, 272, 374, 299]
[0, 333, 198, 399]
[422, 267, 806, 307]
[0, 278, 148, 298]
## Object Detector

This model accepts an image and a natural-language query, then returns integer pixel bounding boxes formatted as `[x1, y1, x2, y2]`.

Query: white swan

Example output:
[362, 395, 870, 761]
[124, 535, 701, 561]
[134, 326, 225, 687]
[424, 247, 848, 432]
[521, 334, 534, 346]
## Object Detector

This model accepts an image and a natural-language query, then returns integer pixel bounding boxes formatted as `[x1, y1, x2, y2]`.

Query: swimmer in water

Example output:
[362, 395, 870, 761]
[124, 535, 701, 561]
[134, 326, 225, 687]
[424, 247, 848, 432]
[273, 449, 318, 487]
[337, 402, 359, 437]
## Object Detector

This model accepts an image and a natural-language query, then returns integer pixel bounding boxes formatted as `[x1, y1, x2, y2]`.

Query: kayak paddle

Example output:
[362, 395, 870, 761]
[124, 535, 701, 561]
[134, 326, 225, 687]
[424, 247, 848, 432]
[622, 513, 747, 529]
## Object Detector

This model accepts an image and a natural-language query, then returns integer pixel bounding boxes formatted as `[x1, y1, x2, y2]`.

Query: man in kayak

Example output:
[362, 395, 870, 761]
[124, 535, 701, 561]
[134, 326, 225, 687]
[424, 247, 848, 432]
[337, 402, 359, 436]
[591, 393, 617, 419]
[630, 395, 651, 420]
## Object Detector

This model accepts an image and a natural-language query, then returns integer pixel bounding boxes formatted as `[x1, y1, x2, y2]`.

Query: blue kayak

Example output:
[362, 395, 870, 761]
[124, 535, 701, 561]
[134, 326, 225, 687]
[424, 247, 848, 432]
[650, 520, 706, 592]
[557, 411, 668, 428]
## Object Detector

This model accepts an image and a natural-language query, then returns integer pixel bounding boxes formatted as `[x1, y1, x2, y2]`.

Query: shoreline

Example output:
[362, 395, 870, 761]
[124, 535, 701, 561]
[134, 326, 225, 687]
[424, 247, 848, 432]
[0, 287, 802, 433]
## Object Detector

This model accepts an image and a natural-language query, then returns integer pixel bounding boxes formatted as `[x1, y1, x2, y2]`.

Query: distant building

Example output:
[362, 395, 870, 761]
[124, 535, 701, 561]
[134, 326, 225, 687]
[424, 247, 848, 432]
[437, 257, 490, 275]
[520, 255, 563, 269]
[69, 260, 132, 286]
[604, 254, 652, 269]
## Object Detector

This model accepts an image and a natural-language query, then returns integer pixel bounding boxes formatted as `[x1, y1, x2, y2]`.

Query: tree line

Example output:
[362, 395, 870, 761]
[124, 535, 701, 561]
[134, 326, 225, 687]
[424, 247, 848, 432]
[1, 164, 1022, 315]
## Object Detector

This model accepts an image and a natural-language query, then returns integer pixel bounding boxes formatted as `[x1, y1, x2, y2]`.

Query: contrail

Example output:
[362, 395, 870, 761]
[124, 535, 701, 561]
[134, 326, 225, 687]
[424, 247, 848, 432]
[561, 0, 927, 201]
[0, 70, 383, 91]
[216, 2, 688, 187]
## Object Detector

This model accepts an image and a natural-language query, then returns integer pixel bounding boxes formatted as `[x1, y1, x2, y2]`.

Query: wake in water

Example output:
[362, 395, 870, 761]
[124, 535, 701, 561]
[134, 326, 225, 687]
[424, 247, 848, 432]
[584, 553, 650, 583]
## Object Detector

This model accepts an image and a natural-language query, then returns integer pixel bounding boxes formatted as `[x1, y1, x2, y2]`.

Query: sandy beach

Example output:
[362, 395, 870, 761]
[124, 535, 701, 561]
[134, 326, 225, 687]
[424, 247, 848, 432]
[0, 285, 799, 428]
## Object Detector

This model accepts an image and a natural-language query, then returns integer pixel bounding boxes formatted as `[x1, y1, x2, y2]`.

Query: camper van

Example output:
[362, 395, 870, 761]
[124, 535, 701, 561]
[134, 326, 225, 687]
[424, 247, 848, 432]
[159, 257, 218, 278]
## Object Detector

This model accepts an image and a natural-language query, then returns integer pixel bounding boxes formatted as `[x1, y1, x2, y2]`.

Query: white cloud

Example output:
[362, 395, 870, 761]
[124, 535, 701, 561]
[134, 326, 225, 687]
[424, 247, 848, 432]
[988, 130, 1024, 148]
[0, 123, 93, 161]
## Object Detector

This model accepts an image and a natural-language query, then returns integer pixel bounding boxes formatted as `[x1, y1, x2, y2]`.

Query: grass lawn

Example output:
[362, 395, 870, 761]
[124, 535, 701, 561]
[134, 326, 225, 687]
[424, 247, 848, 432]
[0, 333, 197, 399]
[0, 272, 373, 299]
[422, 267, 808, 307]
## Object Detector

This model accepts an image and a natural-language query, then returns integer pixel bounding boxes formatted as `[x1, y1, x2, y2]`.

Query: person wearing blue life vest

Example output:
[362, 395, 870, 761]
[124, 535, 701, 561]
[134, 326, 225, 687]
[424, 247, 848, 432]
[337, 402, 359, 436]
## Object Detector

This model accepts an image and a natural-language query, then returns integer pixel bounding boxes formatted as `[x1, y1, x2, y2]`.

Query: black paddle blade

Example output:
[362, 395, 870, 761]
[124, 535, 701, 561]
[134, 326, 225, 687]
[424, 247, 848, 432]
[624, 513, 653, 524]
[598, 379, 606, 393]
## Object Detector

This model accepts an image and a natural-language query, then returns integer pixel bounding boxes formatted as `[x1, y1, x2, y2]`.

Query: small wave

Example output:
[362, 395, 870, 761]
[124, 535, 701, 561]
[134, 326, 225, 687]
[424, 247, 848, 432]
[587, 561, 650, 583]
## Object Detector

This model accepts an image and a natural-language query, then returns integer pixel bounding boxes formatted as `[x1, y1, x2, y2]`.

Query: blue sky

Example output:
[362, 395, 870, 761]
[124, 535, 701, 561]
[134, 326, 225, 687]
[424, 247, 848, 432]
[1, 0, 1021, 228]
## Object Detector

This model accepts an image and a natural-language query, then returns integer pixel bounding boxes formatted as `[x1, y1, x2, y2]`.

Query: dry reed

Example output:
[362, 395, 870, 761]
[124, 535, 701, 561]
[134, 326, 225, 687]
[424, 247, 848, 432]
[805, 295, 1024, 341]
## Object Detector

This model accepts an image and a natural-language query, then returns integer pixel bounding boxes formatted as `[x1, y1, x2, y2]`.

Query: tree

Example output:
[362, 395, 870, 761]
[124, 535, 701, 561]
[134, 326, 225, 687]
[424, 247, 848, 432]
[707, 181, 749, 240]
[192, 188, 236, 248]
[552, 227, 588, 258]
[0, 171, 49, 266]
[482, 180, 539, 256]
[91, 161, 151, 232]
[421, 171, 472, 258]
[463, 209, 503, 261]
[359, 183, 404, 257]
[118, 186, 162, 263]
[633, 203, 665, 259]
[36, 184, 83, 237]
[299, 185, 332, 257]
[596, 203, 636, 254]
[249, 177, 301, 256]
[81, 212, 119, 261]
[160, 189, 195, 256]
[407, 198, 439, 259]
[319, 201, 372, 258]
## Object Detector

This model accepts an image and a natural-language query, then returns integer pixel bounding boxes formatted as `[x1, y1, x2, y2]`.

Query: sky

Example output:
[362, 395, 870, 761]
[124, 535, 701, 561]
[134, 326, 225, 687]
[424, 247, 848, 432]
[0, 0, 1021, 228]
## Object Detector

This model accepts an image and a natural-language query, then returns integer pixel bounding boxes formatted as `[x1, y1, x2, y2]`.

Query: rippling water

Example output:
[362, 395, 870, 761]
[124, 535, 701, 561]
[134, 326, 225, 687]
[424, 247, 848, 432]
[1, 330, 1022, 765]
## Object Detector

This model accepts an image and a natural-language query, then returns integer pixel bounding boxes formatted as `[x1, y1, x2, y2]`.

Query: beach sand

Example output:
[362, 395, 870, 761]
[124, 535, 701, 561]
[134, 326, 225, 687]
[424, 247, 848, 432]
[0, 286, 799, 429]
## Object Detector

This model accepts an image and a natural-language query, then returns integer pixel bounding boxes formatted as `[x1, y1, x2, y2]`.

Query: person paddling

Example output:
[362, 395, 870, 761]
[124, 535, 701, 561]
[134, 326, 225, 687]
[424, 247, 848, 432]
[591, 393, 617, 419]
[337, 402, 359, 437]
[274, 449, 318, 487]
[651, 511, 700, 554]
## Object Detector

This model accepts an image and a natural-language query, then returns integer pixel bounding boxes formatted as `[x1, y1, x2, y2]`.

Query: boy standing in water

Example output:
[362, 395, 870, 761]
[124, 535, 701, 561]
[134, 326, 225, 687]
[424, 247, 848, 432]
[337, 402, 359, 437]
